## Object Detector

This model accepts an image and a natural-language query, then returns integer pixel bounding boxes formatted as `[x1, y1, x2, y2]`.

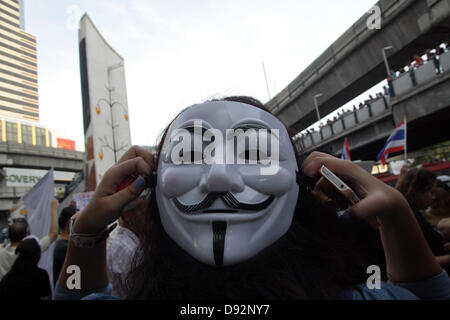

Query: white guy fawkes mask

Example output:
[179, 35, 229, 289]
[156, 100, 299, 266]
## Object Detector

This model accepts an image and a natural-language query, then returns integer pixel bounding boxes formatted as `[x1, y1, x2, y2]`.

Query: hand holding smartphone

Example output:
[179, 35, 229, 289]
[319, 165, 360, 209]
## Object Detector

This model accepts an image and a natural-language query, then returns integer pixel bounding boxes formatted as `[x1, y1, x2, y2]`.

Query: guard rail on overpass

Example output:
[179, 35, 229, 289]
[267, 0, 450, 133]
[296, 51, 450, 160]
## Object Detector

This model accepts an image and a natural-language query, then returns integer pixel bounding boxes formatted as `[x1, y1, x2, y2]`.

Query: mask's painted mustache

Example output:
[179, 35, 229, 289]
[173, 192, 274, 214]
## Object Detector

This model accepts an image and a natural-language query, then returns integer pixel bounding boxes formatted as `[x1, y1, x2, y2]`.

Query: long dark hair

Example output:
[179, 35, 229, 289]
[396, 168, 436, 211]
[10, 238, 41, 274]
[125, 96, 383, 299]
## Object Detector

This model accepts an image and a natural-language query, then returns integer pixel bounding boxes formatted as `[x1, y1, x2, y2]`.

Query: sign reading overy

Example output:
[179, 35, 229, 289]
[5, 168, 76, 187]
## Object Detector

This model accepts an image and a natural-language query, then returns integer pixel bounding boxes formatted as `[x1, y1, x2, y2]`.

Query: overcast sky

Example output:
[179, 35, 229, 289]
[25, 0, 379, 151]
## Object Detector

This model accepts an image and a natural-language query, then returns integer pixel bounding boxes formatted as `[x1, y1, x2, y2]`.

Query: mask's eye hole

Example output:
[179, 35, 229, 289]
[238, 149, 268, 163]
[179, 150, 204, 163]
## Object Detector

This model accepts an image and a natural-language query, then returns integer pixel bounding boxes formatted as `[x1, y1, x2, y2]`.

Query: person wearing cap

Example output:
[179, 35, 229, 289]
[52, 205, 78, 288]
[0, 198, 59, 280]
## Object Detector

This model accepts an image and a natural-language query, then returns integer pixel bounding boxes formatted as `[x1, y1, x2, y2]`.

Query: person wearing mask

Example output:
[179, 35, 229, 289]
[55, 97, 450, 300]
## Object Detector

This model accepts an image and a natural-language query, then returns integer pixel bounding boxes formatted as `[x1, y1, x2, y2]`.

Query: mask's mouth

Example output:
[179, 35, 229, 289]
[172, 192, 274, 214]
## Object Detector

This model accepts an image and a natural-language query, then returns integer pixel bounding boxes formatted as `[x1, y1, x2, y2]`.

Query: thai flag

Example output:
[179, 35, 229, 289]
[377, 121, 407, 165]
[341, 137, 351, 161]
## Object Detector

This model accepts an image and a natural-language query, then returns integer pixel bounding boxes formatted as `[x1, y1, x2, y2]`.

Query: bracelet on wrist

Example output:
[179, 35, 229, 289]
[69, 219, 117, 249]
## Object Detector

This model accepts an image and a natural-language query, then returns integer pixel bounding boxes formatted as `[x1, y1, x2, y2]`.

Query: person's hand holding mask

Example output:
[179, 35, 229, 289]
[73, 146, 153, 234]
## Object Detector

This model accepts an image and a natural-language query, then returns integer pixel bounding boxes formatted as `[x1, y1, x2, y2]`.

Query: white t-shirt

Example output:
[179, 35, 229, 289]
[106, 226, 139, 299]
[0, 235, 51, 280]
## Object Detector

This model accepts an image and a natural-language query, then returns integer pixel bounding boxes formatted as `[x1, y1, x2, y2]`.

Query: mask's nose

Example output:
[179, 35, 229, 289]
[201, 164, 244, 193]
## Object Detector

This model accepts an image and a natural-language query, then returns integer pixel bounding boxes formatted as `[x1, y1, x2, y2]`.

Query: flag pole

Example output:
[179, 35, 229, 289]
[404, 114, 408, 163]
[262, 60, 271, 100]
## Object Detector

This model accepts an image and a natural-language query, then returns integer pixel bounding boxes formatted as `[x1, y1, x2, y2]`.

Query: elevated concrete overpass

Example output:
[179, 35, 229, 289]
[267, 0, 450, 133]
[0, 143, 84, 223]
[0, 142, 84, 172]
[297, 54, 450, 160]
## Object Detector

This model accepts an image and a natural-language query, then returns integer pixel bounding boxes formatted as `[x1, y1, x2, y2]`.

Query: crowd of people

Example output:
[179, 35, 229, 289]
[387, 41, 450, 96]
[0, 196, 148, 300]
[298, 90, 389, 143]
[0, 199, 59, 299]
[389, 41, 449, 80]
[298, 41, 450, 145]
[0, 96, 449, 300]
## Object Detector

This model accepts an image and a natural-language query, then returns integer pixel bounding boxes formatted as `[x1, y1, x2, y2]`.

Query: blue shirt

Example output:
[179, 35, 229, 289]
[53, 270, 450, 300]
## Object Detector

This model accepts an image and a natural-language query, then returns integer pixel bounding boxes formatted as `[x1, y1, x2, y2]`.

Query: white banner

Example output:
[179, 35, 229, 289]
[4, 168, 76, 187]
[23, 169, 55, 293]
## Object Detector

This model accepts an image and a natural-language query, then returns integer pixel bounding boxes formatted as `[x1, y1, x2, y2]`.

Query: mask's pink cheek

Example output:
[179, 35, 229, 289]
[239, 167, 295, 197]
[158, 166, 204, 198]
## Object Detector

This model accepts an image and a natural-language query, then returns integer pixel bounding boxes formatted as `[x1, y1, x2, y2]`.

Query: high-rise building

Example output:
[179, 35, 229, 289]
[79, 14, 131, 190]
[0, 0, 38, 122]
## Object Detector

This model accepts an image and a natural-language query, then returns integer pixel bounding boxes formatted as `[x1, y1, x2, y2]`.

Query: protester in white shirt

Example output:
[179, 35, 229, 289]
[0, 198, 59, 280]
[106, 196, 148, 299]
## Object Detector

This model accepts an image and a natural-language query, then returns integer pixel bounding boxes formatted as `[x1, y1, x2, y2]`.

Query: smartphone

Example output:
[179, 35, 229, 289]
[320, 165, 360, 207]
